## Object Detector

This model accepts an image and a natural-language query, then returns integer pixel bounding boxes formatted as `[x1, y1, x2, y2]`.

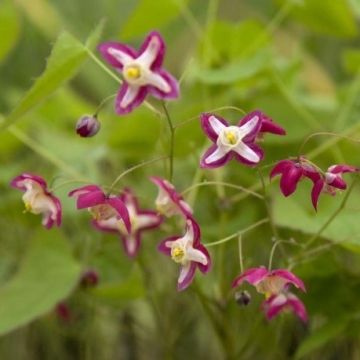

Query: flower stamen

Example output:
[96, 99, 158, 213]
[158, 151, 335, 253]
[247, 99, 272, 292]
[171, 246, 185, 263]
[124, 65, 141, 81]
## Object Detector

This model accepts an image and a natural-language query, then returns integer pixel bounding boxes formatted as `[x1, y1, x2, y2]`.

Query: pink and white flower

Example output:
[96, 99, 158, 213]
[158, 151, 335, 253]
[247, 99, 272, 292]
[200, 111, 264, 168]
[93, 188, 162, 257]
[232, 266, 305, 298]
[11, 173, 62, 229]
[98, 31, 179, 115]
[158, 218, 211, 291]
[311, 164, 358, 210]
[262, 292, 308, 322]
[150, 176, 193, 218]
[68, 185, 131, 233]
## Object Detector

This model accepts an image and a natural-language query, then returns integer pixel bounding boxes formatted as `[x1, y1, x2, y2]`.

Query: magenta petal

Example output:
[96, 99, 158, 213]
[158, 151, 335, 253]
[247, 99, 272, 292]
[270, 269, 306, 292]
[106, 197, 131, 233]
[239, 111, 262, 142]
[148, 69, 179, 100]
[138, 31, 165, 70]
[233, 143, 264, 166]
[232, 267, 268, 288]
[280, 167, 303, 197]
[200, 113, 229, 142]
[120, 233, 141, 258]
[287, 294, 308, 322]
[328, 176, 347, 190]
[97, 42, 136, 69]
[200, 144, 231, 169]
[177, 262, 197, 291]
[263, 295, 287, 320]
[11, 173, 47, 191]
[195, 243, 211, 273]
[76, 191, 105, 209]
[158, 236, 178, 256]
[92, 219, 118, 234]
[52, 195, 62, 227]
[115, 83, 148, 115]
[259, 112, 286, 135]
[270, 160, 294, 179]
[328, 164, 358, 175]
[68, 185, 102, 198]
[311, 179, 324, 211]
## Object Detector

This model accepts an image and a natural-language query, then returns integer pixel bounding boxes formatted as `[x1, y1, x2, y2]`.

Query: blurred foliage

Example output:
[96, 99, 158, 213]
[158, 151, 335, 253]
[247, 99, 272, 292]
[1, 0, 360, 359]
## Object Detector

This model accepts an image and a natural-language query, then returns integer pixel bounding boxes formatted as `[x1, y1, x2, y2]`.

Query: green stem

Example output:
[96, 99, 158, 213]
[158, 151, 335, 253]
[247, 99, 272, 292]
[238, 235, 244, 272]
[161, 101, 175, 182]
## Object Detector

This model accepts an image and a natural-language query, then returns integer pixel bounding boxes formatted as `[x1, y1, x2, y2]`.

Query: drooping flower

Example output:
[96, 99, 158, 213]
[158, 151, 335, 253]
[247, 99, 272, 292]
[76, 115, 101, 138]
[311, 164, 358, 210]
[150, 176, 193, 218]
[93, 188, 162, 257]
[262, 292, 308, 322]
[98, 31, 179, 115]
[10, 173, 62, 229]
[232, 266, 306, 298]
[200, 111, 264, 169]
[270, 157, 320, 197]
[158, 218, 211, 291]
[68, 185, 131, 233]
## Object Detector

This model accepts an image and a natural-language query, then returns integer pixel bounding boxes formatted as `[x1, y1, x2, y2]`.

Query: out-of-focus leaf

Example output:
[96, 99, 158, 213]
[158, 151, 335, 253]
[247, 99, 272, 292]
[0, 0, 20, 62]
[342, 48, 360, 74]
[121, 0, 188, 39]
[295, 318, 349, 359]
[0, 21, 104, 131]
[0, 230, 81, 335]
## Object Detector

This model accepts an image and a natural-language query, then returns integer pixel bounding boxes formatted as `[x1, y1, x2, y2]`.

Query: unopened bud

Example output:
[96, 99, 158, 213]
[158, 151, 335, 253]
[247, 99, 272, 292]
[235, 290, 251, 306]
[76, 115, 100, 137]
[80, 269, 99, 287]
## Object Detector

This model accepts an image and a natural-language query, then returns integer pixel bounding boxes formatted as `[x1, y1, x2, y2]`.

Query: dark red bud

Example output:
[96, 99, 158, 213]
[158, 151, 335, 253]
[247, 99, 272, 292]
[55, 302, 72, 322]
[80, 270, 99, 287]
[235, 290, 251, 306]
[76, 115, 100, 138]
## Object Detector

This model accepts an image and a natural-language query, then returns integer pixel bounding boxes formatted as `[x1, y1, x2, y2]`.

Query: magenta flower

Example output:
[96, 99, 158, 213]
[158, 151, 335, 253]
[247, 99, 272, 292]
[150, 176, 193, 218]
[200, 111, 264, 169]
[311, 164, 358, 210]
[158, 218, 211, 291]
[76, 115, 101, 138]
[68, 185, 131, 233]
[98, 31, 179, 115]
[262, 292, 308, 322]
[93, 188, 162, 257]
[10, 173, 62, 229]
[270, 158, 320, 197]
[232, 266, 306, 298]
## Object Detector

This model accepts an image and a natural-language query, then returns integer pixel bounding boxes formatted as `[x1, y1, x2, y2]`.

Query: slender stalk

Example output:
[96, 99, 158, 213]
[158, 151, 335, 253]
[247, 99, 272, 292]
[161, 101, 175, 182]
[93, 93, 117, 117]
[238, 235, 244, 273]
[205, 218, 269, 247]
[50, 179, 92, 192]
[268, 239, 303, 270]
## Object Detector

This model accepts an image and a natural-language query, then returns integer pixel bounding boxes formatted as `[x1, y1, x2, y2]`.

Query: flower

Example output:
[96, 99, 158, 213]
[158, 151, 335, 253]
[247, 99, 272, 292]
[93, 188, 162, 257]
[10, 173, 62, 229]
[150, 176, 193, 218]
[270, 157, 320, 197]
[68, 185, 131, 233]
[262, 292, 308, 322]
[311, 164, 358, 210]
[76, 115, 101, 138]
[200, 111, 264, 169]
[232, 266, 305, 298]
[98, 31, 179, 115]
[158, 218, 211, 291]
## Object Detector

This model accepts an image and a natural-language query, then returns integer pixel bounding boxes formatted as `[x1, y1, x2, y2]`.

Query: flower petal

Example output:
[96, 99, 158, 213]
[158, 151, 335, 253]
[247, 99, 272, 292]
[177, 262, 197, 291]
[287, 293, 308, 322]
[115, 83, 148, 115]
[68, 185, 102, 198]
[76, 191, 105, 209]
[270, 160, 294, 179]
[232, 267, 268, 288]
[195, 243, 211, 273]
[311, 179, 325, 211]
[137, 31, 165, 69]
[158, 236, 179, 256]
[328, 164, 358, 175]
[238, 112, 262, 142]
[200, 144, 230, 168]
[11, 173, 47, 191]
[200, 113, 228, 142]
[233, 142, 262, 164]
[258, 112, 286, 135]
[147, 69, 179, 99]
[106, 197, 131, 233]
[270, 269, 306, 292]
[97, 42, 136, 69]
[121, 232, 141, 257]
[280, 166, 303, 197]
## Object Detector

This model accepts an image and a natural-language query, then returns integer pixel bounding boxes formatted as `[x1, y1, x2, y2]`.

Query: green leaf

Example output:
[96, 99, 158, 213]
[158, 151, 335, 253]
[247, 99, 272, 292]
[295, 318, 349, 358]
[0, 0, 20, 62]
[0, 230, 81, 335]
[0, 21, 104, 131]
[342, 48, 360, 74]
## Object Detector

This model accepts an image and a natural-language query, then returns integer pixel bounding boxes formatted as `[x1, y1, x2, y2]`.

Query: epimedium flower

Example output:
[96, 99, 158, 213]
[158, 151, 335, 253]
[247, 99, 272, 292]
[200, 111, 264, 169]
[98, 31, 179, 115]
[10, 173, 62, 229]
[68, 185, 131, 233]
[150, 176, 193, 218]
[93, 188, 163, 257]
[262, 292, 308, 322]
[232, 266, 306, 298]
[76, 115, 101, 138]
[158, 218, 211, 291]
[311, 164, 358, 210]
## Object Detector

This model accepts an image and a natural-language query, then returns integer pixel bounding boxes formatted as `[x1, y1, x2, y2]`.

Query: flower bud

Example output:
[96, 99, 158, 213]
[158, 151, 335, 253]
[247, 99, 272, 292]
[80, 269, 99, 288]
[235, 290, 251, 306]
[76, 115, 100, 137]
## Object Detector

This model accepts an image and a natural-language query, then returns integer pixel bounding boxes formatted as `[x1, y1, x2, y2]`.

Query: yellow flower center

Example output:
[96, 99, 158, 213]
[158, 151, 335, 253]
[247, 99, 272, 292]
[89, 204, 116, 221]
[125, 65, 141, 80]
[171, 246, 185, 263]
[24, 202, 32, 213]
[225, 130, 238, 145]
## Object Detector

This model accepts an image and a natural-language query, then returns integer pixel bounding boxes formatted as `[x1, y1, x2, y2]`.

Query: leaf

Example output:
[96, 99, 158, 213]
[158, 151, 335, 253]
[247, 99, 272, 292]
[342, 48, 360, 74]
[0, 21, 104, 131]
[295, 318, 349, 358]
[0, 0, 20, 62]
[0, 230, 81, 335]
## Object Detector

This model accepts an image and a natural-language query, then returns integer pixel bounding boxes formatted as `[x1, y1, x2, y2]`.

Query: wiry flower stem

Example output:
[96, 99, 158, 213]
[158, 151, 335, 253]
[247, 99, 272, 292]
[161, 101, 175, 182]
[238, 235, 244, 273]
[268, 239, 303, 271]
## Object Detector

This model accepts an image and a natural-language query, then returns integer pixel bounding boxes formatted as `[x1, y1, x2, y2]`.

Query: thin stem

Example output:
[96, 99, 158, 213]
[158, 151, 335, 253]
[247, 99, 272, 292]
[182, 180, 263, 199]
[161, 101, 175, 182]
[238, 235, 244, 273]
[268, 239, 303, 270]
[50, 179, 92, 192]
[107, 156, 167, 195]
[205, 218, 269, 247]
[93, 93, 117, 117]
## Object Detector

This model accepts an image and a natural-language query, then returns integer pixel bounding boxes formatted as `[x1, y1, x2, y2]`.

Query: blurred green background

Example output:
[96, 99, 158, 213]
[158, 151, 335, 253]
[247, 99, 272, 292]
[1, 0, 360, 359]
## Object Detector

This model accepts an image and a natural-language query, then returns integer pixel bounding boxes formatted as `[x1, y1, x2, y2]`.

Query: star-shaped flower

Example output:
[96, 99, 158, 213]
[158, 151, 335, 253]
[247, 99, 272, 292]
[158, 218, 211, 291]
[93, 188, 162, 257]
[11, 173, 62, 229]
[98, 31, 179, 114]
[200, 111, 264, 168]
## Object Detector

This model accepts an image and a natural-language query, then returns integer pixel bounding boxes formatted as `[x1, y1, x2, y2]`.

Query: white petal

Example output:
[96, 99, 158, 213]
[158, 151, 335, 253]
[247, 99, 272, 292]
[108, 48, 133, 67]
[124, 233, 137, 255]
[233, 142, 260, 163]
[178, 262, 191, 284]
[136, 213, 158, 229]
[97, 217, 119, 231]
[145, 72, 171, 93]
[209, 115, 226, 136]
[238, 115, 259, 137]
[186, 247, 207, 265]
[136, 35, 162, 68]
[120, 85, 141, 108]
[204, 146, 228, 164]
